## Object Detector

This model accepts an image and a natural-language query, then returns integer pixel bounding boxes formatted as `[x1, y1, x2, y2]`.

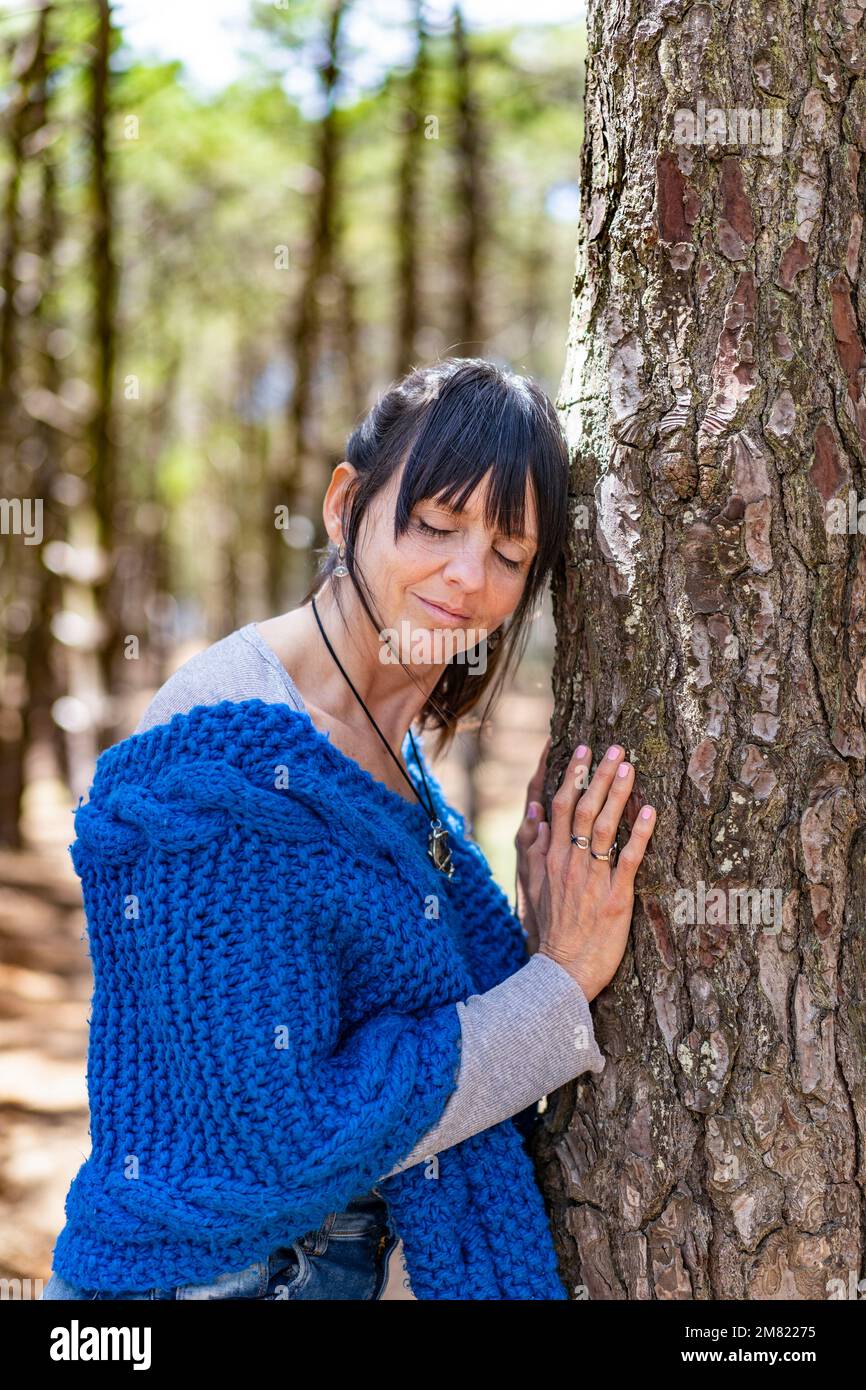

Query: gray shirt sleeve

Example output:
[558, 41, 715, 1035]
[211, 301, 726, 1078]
[133, 623, 607, 1179]
[380, 950, 604, 1179]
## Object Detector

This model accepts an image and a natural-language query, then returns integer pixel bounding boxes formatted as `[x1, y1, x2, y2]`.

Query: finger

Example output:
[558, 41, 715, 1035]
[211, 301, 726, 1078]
[566, 744, 625, 852]
[610, 804, 656, 894]
[583, 759, 634, 893]
[524, 735, 551, 812]
[525, 818, 549, 901]
[590, 759, 635, 856]
[549, 743, 593, 858]
[515, 801, 543, 851]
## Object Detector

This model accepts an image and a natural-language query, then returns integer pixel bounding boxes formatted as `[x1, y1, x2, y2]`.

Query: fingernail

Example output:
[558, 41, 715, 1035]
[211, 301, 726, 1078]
[606, 745, 622, 760]
[528, 802, 539, 821]
[576, 744, 588, 758]
[640, 806, 653, 819]
[616, 762, 630, 778]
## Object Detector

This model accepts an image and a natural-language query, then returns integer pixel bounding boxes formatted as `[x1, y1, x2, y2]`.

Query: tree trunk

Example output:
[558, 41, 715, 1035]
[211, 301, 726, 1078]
[89, 0, 121, 739]
[538, 0, 866, 1301]
[451, 4, 489, 818]
[21, 14, 69, 813]
[393, 0, 429, 378]
[452, 3, 485, 355]
[275, 0, 346, 609]
[0, 4, 52, 847]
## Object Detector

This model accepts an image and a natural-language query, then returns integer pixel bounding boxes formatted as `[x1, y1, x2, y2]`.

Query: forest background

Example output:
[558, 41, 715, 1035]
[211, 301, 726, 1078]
[0, 0, 586, 1285]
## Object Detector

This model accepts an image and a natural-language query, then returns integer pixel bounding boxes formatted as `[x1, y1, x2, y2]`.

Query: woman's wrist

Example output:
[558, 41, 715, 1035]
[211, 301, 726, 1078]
[535, 944, 595, 1002]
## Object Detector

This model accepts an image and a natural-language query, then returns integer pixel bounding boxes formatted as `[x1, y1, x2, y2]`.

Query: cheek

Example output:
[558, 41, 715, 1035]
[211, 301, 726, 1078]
[397, 537, 444, 577]
[486, 582, 525, 627]
[494, 570, 526, 609]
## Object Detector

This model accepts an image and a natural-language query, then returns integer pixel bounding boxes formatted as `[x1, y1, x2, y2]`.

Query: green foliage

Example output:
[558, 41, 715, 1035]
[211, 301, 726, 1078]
[1, 1, 584, 604]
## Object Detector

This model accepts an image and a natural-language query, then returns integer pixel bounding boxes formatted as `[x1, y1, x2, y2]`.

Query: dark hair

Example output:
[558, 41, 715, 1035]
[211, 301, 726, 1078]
[299, 356, 570, 757]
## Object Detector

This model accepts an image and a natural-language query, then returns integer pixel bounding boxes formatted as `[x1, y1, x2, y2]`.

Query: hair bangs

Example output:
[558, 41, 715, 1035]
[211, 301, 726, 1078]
[393, 374, 538, 547]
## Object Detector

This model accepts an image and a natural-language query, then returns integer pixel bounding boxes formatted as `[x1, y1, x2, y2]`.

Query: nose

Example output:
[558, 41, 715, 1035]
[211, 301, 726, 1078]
[437, 542, 487, 593]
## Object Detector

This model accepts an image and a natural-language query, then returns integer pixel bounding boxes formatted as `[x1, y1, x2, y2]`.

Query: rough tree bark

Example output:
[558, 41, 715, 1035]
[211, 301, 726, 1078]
[537, 0, 866, 1300]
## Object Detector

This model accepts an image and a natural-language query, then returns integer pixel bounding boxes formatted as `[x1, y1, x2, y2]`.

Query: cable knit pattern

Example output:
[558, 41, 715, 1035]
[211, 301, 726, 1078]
[50, 697, 569, 1299]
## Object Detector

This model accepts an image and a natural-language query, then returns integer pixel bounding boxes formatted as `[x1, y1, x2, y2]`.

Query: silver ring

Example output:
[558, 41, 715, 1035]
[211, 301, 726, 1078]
[590, 843, 617, 864]
[570, 834, 590, 848]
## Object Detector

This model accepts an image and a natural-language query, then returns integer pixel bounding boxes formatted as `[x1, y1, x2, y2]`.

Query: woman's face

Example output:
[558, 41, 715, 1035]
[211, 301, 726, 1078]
[351, 464, 539, 658]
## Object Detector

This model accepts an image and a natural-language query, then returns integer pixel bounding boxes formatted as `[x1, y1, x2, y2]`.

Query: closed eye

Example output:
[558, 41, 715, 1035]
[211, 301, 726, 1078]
[414, 518, 524, 572]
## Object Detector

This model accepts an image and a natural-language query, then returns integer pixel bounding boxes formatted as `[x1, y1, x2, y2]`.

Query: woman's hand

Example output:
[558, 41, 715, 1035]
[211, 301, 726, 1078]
[523, 743, 656, 1002]
[514, 734, 551, 956]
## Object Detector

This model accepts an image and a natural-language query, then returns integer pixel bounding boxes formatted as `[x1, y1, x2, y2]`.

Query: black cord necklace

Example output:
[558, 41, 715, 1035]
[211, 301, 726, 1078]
[310, 592, 455, 880]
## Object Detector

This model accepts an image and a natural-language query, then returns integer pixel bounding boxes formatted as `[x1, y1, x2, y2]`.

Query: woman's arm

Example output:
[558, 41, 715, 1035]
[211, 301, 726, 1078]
[380, 950, 603, 1178]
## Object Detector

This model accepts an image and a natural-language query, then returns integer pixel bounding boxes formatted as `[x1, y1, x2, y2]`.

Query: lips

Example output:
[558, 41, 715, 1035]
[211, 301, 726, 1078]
[414, 593, 470, 622]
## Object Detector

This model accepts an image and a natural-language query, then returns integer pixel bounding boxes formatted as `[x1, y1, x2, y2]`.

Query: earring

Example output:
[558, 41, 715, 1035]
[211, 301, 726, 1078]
[334, 542, 349, 578]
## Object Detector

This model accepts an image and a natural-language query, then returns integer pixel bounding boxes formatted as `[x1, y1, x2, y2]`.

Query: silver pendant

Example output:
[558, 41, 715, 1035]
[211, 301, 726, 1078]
[428, 819, 455, 879]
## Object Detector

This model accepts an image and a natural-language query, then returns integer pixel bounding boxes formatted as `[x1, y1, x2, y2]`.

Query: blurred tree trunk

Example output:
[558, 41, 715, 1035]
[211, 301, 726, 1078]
[521, 213, 548, 360]
[0, 6, 52, 846]
[393, 0, 428, 377]
[234, 339, 272, 625]
[21, 14, 68, 808]
[138, 330, 181, 691]
[338, 263, 364, 425]
[452, 3, 485, 356]
[88, 0, 121, 746]
[536, 0, 866, 1300]
[452, 3, 488, 831]
[274, 0, 346, 610]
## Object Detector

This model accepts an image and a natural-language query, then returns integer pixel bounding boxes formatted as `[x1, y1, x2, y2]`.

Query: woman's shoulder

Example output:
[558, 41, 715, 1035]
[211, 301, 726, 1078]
[134, 622, 304, 736]
[76, 696, 339, 872]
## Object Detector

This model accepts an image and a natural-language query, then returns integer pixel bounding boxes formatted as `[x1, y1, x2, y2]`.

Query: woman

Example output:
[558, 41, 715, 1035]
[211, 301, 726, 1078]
[42, 357, 655, 1300]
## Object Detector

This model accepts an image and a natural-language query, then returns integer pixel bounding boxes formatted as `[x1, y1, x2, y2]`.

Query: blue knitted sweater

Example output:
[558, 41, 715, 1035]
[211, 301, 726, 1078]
[51, 697, 569, 1299]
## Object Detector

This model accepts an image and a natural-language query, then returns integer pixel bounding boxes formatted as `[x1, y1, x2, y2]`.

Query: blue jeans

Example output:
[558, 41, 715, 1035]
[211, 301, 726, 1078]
[41, 1192, 400, 1301]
